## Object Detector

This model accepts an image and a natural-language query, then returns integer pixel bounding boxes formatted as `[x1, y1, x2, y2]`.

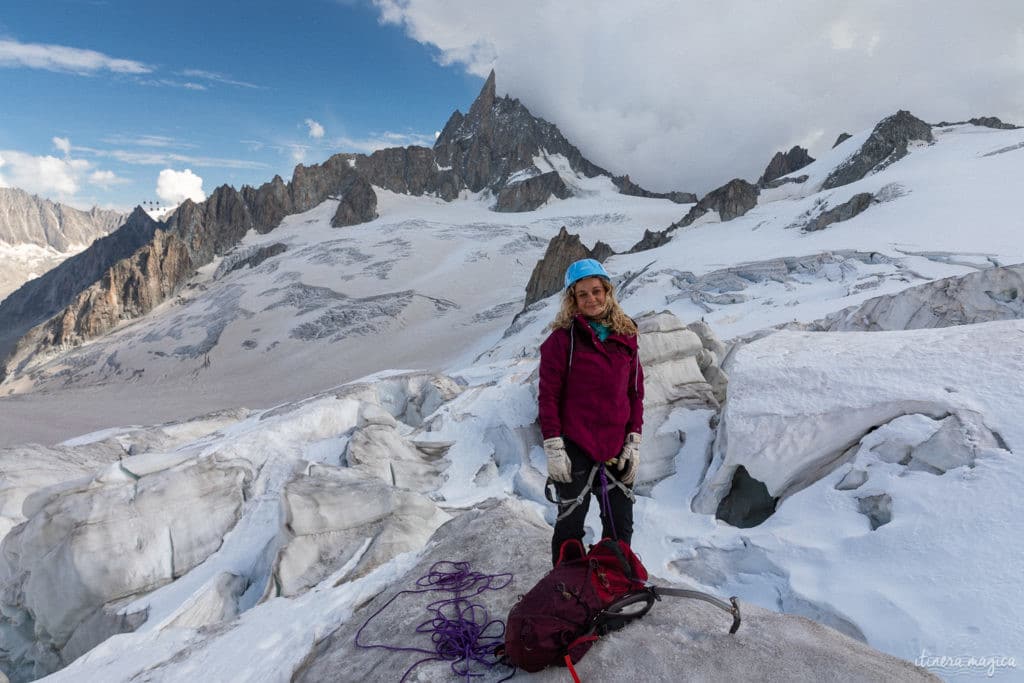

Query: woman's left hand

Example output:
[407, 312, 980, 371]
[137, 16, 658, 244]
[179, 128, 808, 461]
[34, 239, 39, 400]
[613, 432, 641, 485]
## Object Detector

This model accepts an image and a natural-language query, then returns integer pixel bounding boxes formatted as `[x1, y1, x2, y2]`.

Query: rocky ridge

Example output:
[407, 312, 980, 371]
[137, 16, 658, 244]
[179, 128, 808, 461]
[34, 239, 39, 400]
[0, 159, 375, 381]
[757, 145, 815, 187]
[629, 178, 761, 253]
[0, 188, 124, 252]
[822, 110, 934, 189]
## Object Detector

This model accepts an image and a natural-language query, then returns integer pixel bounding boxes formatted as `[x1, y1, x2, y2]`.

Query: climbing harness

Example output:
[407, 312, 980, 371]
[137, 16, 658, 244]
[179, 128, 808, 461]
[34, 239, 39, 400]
[545, 463, 635, 524]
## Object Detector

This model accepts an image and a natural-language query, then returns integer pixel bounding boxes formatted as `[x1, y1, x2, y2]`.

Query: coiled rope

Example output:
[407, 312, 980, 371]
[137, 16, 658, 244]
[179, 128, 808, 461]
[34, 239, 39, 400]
[354, 561, 515, 681]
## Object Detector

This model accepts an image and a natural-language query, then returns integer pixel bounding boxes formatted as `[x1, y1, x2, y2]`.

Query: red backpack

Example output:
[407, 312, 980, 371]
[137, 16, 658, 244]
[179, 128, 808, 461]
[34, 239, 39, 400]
[503, 538, 653, 674]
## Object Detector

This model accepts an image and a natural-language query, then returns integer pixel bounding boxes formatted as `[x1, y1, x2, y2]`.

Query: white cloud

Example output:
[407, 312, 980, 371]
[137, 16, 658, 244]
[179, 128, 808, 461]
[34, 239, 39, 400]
[330, 131, 437, 154]
[180, 69, 262, 89]
[289, 145, 308, 164]
[305, 119, 326, 139]
[79, 146, 268, 170]
[100, 134, 188, 148]
[52, 136, 72, 156]
[373, 0, 1024, 194]
[156, 168, 206, 205]
[88, 170, 127, 189]
[0, 38, 151, 74]
[0, 149, 91, 198]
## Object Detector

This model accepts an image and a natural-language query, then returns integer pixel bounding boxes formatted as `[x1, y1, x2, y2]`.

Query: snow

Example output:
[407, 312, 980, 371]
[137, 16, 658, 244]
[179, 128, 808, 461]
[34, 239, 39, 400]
[0, 121, 1023, 681]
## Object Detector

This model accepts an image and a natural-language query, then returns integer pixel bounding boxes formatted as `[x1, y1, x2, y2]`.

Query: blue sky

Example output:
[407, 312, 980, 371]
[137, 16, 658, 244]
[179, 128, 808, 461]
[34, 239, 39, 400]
[2, 1, 1022, 212]
[0, 0, 482, 210]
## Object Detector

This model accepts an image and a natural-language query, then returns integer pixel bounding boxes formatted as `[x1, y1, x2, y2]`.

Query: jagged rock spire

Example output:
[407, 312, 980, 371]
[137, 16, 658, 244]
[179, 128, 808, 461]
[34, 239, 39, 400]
[467, 69, 497, 122]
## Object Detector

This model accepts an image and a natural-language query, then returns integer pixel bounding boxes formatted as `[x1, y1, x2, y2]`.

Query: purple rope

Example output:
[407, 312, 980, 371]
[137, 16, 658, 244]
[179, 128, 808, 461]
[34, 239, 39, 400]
[354, 560, 515, 682]
[598, 465, 618, 540]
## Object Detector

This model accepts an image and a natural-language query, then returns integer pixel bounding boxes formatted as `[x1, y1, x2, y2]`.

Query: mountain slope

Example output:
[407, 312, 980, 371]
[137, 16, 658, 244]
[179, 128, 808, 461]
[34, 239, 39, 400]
[0, 188, 125, 302]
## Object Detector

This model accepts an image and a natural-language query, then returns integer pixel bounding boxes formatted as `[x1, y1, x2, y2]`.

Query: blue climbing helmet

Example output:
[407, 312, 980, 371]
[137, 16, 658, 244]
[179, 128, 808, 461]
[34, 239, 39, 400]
[564, 259, 610, 290]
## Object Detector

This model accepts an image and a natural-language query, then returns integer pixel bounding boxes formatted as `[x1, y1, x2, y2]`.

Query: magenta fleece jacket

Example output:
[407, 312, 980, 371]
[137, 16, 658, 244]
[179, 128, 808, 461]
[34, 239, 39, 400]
[538, 314, 645, 462]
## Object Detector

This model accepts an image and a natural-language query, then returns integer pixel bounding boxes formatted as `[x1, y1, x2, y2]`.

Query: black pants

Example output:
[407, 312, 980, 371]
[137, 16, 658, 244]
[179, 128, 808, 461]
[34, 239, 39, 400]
[551, 439, 634, 565]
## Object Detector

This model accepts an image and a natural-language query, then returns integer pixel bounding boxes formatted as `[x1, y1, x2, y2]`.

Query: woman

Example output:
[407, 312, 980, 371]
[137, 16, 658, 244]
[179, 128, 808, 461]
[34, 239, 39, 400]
[538, 258, 644, 565]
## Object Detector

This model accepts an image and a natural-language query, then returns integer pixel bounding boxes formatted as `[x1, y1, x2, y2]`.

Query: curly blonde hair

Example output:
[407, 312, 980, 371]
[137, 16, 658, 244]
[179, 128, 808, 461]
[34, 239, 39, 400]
[550, 278, 638, 336]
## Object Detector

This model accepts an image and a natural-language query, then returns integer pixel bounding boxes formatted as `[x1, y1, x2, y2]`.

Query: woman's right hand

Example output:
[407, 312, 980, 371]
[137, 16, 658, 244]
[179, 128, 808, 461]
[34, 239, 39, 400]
[543, 437, 572, 483]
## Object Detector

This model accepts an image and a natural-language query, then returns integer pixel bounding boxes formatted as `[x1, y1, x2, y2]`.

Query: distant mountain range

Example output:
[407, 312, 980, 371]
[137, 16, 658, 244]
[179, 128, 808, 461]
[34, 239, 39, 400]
[0, 70, 1020, 389]
[0, 71, 691, 379]
[0, 188, 125, 302]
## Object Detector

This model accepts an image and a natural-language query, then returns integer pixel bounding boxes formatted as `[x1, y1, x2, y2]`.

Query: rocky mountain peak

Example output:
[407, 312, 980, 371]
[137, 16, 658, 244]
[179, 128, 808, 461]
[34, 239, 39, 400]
[466, 69, 497, 123]
[433, 71, 608, 193]
[823, 110, 933, 189]
[758, 146, 815, 187]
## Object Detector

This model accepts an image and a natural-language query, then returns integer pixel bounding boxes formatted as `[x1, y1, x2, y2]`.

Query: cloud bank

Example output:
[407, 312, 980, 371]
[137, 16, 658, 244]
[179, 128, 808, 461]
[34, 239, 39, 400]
[374, 0, 1024, 193]
[0, 149, 91, 198]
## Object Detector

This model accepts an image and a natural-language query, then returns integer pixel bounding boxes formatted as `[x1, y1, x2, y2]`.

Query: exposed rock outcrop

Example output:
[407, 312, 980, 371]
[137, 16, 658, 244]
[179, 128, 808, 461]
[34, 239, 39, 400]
[495, 171, 572, 212]
[434, 71, 608, 197]
[523, 227, 611, 307]
[805, 192, 875, 232]
[823, 111, 933, 189]
[295, 500, 937, 683]
[629, 178, 760, 252]
[833, 132, 852, 148]
[758, 146, 815, 187]
[612, 175, 697, 204]
[933, 116, 1021, 130]
[0, 207, 161, 375]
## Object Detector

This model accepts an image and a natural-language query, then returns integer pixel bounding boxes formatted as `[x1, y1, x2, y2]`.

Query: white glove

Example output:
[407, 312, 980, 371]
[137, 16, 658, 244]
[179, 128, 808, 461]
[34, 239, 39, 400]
[544, 437, 572, 483]
[614, 432, 641, 486]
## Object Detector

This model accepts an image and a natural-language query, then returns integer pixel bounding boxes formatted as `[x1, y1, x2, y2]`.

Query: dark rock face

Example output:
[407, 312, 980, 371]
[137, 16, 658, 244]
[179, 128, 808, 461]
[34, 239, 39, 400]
[823, 111, 933, 189]
[0, 207, 161, 369]
[805, 192, 875, 232]
[242, 175, 294, 234]
[494, 171, 571, 212]
[434, 71, 607, 198]
[690, 178, 760, 223]
[32, 228, 194, 352]
[612, 175, 697, 204]
[758, 146, 814, 187]
[627, 178, 760, 253]
[330, 174, 378, 227]
[523, 227, 608, 307]
[833, 132, 852, 148]
[933, 116, 1021, 130]
[627, 228, 673, 253]
[349, 147, 455, 198]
